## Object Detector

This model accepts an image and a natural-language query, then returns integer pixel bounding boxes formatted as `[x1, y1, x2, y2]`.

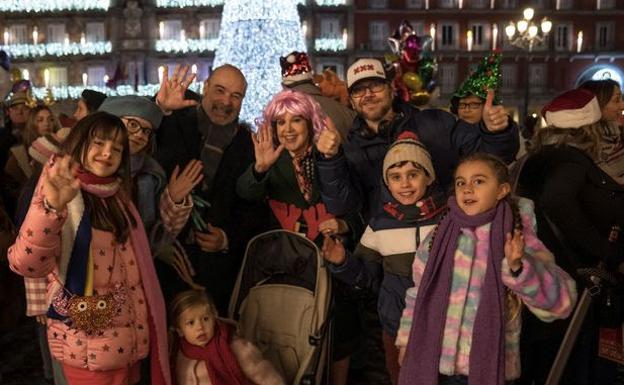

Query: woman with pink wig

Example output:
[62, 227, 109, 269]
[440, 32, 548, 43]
[236, 89, 362, 385]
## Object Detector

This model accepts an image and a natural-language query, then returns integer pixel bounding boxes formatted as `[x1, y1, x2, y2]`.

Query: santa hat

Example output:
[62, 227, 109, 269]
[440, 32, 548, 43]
[383, 131, 435, 185]
[542, 89, 601, 129]
[280, 51, 313, 86]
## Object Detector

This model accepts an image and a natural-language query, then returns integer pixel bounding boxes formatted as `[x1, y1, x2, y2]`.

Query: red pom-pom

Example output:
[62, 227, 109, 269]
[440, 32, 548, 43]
[397, 131, 419, 141]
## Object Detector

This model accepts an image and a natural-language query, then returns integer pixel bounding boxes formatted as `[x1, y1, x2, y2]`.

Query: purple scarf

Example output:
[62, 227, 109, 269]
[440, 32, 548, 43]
[399, 196, 513, 385]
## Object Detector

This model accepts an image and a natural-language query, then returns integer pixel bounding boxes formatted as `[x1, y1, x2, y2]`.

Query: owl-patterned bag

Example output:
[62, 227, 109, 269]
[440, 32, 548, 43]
[52, 283, 126, 334]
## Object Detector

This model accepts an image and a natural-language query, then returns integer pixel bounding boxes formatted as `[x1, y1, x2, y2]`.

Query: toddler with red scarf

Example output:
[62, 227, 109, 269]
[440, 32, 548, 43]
[170, 289, 285, 385]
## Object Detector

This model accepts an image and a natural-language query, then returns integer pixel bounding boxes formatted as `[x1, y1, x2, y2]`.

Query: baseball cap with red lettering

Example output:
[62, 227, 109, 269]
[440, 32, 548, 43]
[346, 58, 388, 91]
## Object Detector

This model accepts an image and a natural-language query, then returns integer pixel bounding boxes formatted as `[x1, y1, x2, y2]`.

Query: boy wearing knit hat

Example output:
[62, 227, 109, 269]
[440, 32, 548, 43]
[322, 131, 446, 385]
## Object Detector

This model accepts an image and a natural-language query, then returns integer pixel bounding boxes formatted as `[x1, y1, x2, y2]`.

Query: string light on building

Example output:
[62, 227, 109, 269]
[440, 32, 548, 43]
[0, 0, 110, 12]
[155, 38, 218, 53]
[31, 83, 203, 100]
[577, 31, 583, 53]
[156, 0, 224, 7]
[0, 41, 112, 59]
[315, 0, 347, 5]
[492, 24, 498, 50]
[314, 38, 346, 51]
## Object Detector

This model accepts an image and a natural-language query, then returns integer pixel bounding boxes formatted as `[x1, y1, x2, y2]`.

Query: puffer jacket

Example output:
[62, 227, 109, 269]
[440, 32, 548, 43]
[8, 184, 150, 371]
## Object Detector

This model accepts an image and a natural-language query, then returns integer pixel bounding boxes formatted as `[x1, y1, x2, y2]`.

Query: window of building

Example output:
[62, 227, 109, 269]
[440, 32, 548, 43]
[48, 67, 68, 87]
[439, 63, 458, 94]
[438, 0, 458, 8]
[596, 22, 614, 49]
[406, 0, 425, 8]
[555, 23, 572, 51]
[161, 20, 182, 40]
[316, 62, 345, 79]
[529, 0, 545, 8]
[597, 0, 615, 9]
[87, 66, 107, 87]
[439, 22, 458, 50]
[85, 22, 105, 42]
[370, 21, 390, 50]
[369, 0, 388, 8]
[320, 17, 341, 38]
[529, 63, 547, 90]
[501, 64, 517, 91]
[409, 21, 426, 36]
[8, 24, 28, 44]
[470, 0, 488, 8]
[469, 23, 489, 50]
[46, 23, 65, 44]
[199, 18, 220, 39]
[557, 0, 573, 9]
[499, 0, 517, 9]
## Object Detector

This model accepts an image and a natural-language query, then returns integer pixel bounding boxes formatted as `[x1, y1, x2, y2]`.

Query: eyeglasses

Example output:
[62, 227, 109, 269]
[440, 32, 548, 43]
[350, 80, 387, 98]
[124, 118, 153, 137]
[457, 102, 484, 110]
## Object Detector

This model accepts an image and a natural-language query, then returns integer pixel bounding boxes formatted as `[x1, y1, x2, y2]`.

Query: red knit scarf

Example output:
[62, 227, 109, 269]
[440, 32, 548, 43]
[179, 320, 252, 385]
[74, 167, 120, 198]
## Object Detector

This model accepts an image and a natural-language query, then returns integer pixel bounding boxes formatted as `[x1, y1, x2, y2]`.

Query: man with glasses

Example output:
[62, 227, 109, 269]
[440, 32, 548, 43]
[316, 58, 519, 221]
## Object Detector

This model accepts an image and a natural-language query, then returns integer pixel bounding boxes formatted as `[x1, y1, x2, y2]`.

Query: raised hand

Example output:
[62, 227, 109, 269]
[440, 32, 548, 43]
[318, 218, 349, 236]
[43, 155, 80, 211]
[315, 117, 341, 158]
[321, 234, 346, 265]
[482, 89, 509, 133]
[195, 223, 226, 253]
[252, 123, 284, 174]
[155, 64, 199, 112]
[168, 160, 204, 203]
[504, 229, 524, 272]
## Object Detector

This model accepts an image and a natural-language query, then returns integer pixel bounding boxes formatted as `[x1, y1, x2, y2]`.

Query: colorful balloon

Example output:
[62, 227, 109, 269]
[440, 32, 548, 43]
[402, 72, 423, 91]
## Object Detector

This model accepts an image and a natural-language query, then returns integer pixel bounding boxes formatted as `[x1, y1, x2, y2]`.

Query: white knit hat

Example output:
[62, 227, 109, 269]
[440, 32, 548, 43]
[542, 89, 602, 129]
[346, 58, 387, 90]
[383, 131, 435, 185]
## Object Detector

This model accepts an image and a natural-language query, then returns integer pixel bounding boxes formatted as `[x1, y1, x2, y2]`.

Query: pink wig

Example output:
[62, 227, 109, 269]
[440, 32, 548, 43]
[259, 89, 327, 142]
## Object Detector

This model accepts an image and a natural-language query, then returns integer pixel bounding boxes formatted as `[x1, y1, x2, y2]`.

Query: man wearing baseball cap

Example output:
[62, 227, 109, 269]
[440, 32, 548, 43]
[315, 57, 519, 221]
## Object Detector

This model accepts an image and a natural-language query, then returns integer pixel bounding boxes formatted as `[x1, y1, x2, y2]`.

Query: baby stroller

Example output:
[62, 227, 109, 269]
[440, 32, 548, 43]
[228, 230, 332, 385]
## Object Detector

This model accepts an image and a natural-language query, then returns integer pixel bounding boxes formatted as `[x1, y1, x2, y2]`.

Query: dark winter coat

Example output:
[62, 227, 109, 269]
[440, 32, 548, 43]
[236, 149, 363, 246]
[154, 106, 269, 312]
[517, 144, 624, 273]
[316, 100, 519, 221]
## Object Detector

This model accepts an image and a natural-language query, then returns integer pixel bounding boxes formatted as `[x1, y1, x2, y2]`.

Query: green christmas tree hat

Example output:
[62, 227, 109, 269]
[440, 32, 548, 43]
[453, 52, 502, 103]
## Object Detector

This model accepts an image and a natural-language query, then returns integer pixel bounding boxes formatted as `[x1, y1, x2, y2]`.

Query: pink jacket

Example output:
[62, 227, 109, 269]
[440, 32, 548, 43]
[9, 187, 152, 372]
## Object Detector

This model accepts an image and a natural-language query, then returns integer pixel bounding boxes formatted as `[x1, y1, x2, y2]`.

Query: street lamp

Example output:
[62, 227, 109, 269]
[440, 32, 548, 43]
[505, 7, 552, 122]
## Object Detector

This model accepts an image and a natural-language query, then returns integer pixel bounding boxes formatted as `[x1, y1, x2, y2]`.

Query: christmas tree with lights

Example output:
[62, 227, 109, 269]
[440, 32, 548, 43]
[213, 0, 306, 124]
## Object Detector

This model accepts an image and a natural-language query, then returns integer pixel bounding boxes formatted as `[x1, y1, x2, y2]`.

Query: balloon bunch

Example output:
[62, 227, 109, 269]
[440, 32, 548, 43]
[386, 20, 438, 106]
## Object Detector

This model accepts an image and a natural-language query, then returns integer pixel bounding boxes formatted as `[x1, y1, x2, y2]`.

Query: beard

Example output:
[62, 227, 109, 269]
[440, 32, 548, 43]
[357, 96, 393, 123]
